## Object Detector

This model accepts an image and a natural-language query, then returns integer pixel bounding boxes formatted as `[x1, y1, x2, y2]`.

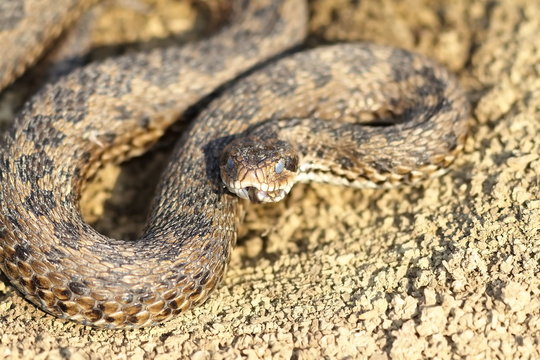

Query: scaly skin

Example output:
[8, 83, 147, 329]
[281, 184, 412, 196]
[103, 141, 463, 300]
[0, 0, 99, 89]
[0, 0, 308, 328]
[0, 0, 468, 329]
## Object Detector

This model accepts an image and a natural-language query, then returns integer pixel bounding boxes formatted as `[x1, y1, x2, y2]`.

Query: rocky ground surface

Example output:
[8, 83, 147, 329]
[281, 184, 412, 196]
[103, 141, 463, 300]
[0, 0, 539, 359]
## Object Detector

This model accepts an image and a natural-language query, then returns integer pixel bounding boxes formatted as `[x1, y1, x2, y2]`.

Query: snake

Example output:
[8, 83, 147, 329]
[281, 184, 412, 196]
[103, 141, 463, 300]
[0, 0, 469, 328]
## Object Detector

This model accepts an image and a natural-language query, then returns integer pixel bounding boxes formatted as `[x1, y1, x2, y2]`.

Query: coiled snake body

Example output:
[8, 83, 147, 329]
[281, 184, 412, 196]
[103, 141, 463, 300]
[0, 0, 469, 328]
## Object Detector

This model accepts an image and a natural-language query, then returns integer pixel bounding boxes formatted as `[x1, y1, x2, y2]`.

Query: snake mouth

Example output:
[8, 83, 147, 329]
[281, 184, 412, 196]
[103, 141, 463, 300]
[225, 182, 294, 203]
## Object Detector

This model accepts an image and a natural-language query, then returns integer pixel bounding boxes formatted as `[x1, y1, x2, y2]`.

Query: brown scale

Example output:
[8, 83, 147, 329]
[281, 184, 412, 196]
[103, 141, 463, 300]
[0, 0, 469, 328]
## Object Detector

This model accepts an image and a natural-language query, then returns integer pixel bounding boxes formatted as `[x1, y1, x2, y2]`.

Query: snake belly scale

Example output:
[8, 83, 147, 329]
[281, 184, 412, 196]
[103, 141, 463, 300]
[0, 0, 469, 328]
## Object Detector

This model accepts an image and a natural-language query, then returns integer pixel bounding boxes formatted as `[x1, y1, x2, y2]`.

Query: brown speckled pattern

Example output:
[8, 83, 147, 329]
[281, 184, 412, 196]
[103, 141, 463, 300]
[0, 0, 468, 328]
[0, 0, 99, 89]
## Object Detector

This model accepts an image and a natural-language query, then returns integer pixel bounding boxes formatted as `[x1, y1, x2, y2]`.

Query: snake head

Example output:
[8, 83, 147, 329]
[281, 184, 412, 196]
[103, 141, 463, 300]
[220, 136, 299, 203]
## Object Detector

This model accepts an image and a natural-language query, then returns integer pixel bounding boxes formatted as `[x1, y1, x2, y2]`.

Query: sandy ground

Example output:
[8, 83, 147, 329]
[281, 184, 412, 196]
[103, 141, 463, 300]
[1, 0, 539, 359]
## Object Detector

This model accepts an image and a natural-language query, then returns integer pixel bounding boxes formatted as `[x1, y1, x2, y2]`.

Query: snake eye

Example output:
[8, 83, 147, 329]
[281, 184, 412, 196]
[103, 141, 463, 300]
[223, 157, 238, 178]
[226, 158, 235, 172]
[275, 159, 285, 174]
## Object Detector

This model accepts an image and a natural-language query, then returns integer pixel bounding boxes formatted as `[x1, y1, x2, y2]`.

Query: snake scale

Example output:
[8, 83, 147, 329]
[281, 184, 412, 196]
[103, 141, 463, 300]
[0, 0, 469, 328]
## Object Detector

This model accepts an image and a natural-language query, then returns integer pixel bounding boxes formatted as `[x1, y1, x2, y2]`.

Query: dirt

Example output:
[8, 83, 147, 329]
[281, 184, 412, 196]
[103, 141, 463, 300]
[0, 0, 539, 359]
